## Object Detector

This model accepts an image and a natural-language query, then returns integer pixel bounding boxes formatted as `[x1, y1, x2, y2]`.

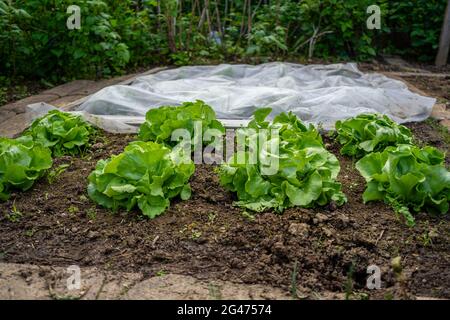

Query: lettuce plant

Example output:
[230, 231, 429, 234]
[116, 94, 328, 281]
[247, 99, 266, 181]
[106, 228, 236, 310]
[0, 136, 53, 201]
[138, 100, 225, 149]
[26, 110, 96, 156]
[356, 144, 450, 226]
[218, 109, 346, 212]
[87, 141, 195, 218]
[246, 108, 323, 147]
[335, 113, 413, 158]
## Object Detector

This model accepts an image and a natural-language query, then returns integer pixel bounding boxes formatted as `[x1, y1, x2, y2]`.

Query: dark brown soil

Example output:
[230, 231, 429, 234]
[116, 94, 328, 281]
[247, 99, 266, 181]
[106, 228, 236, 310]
[0, 125, 449, 300]
[358, 61, 450, 74]
[401, 76, 450, 102]
[358, 61, 450, 105]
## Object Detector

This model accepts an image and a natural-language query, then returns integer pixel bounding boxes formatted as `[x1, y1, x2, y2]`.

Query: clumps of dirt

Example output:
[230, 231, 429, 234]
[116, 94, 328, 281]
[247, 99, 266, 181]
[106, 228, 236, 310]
[0, 125, 449, 300]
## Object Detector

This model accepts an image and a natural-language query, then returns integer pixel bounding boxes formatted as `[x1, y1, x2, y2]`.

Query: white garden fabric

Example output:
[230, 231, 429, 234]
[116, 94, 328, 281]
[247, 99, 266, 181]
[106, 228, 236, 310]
[74, 62, 436, 131]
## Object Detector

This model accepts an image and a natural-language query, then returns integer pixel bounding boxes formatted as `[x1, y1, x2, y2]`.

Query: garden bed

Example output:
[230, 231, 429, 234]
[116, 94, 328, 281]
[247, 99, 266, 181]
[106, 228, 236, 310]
[0, 121, 448, 300]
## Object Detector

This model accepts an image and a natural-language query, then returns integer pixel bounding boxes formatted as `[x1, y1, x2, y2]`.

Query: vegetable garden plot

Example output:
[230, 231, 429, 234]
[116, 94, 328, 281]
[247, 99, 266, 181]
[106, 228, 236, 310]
[0, 128, 449, 299]
[0, 105, 449, 299]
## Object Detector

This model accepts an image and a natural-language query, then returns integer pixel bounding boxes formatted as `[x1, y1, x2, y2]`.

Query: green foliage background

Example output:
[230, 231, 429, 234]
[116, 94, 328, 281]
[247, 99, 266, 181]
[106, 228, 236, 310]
[0, 0, 447, 83]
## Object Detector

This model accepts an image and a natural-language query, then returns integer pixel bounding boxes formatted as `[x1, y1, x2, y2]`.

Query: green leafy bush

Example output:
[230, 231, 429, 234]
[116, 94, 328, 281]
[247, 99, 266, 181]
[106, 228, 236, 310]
[246, 23, 288, 57]
[26, 110, 96, 156]
[0, 0, 132, 80]
[382, 0, 447, 62]
[1, 0, 446, 81]
[335, 113, 413, 158]
[218, 109, 346, 212]
[87, 141, 195, 218]
[138, 100, 225, 149]
[0, 136, 52, 201]
[356, 144, 450, 227]
[289, 0, 380, 60]
[0, 0, 32, 78]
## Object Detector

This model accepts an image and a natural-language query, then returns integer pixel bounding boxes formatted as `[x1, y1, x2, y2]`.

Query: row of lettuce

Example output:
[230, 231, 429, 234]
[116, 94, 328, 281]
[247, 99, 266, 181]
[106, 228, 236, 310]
[1, 102, 449, 226]
[336, 114, 449, 226]
[0, 110, 95, 201]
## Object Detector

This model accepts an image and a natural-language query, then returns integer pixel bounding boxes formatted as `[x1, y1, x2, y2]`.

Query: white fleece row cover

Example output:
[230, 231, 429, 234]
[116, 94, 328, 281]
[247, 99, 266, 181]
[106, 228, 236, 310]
[77, 62, 436, 130]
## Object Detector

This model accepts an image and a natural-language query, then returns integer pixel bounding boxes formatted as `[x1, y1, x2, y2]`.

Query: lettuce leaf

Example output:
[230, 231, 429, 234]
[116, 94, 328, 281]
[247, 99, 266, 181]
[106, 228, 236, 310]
[87, 141, 195, 218]
[138, 100, 225, 149]
[356, 144, 450, 226]
[0, 136, 53, 201]
[335, 113, 413, 158]
[218, 109, 346, 212]
[25, 110, 96, 156]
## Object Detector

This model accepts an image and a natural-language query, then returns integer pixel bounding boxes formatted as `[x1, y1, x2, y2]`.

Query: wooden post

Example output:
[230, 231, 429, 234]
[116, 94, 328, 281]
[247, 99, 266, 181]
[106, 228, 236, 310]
[435, 0, 450, 66]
